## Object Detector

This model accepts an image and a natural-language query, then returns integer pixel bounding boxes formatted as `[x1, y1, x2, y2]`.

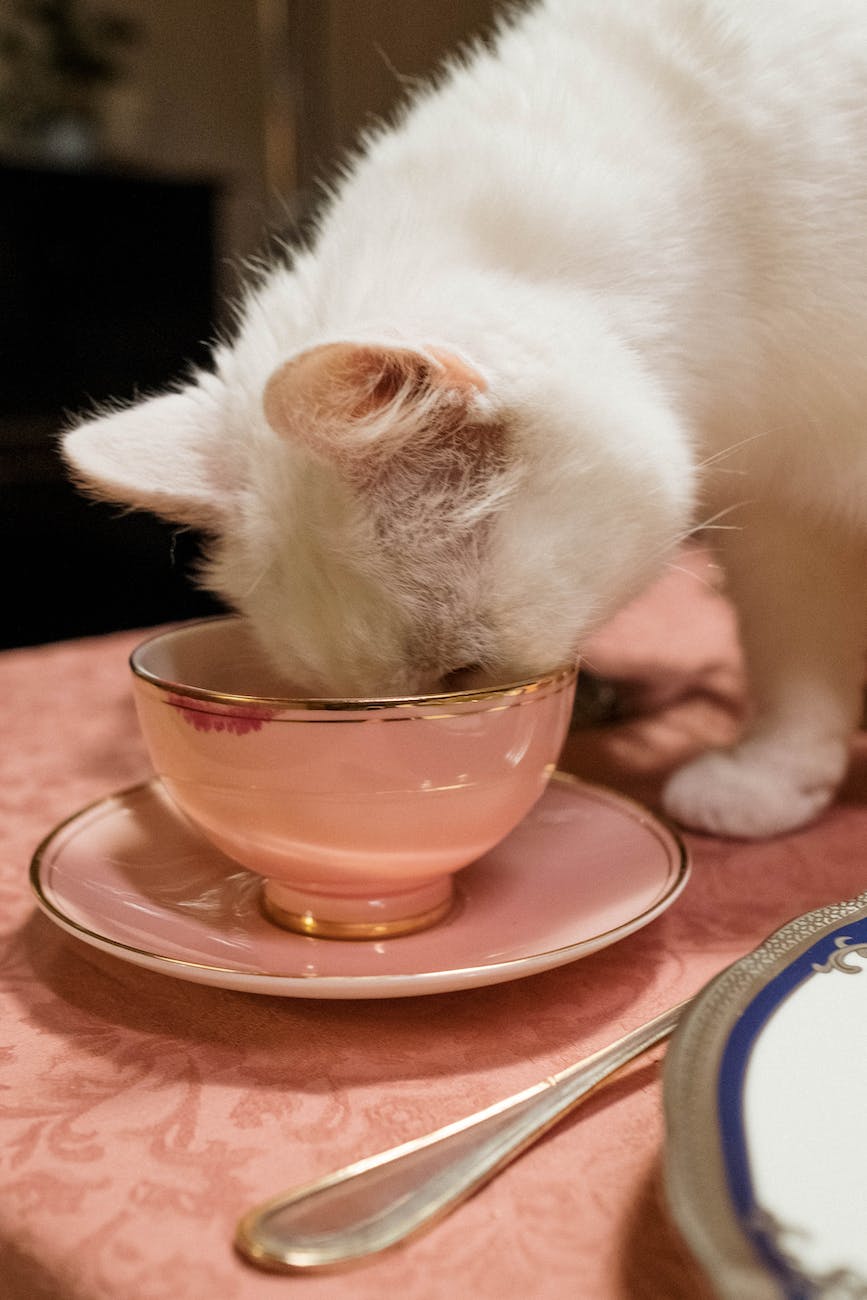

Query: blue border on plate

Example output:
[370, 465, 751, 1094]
[717, 913, 867, 1299]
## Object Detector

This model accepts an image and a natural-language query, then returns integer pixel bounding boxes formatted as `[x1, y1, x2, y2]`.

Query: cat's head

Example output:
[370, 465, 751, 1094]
[62, 334, 691, 695]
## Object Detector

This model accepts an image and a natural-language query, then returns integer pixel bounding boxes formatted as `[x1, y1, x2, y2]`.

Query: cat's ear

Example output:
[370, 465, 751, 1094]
[61, 386, 231, 529]
[262, 342, 490, 459]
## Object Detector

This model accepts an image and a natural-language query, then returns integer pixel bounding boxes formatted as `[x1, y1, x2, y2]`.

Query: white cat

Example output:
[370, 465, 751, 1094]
[63, 0, 867, 839]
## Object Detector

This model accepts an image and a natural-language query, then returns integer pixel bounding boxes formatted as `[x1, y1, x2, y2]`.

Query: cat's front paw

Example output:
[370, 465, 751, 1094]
[661, 738, 848, 838]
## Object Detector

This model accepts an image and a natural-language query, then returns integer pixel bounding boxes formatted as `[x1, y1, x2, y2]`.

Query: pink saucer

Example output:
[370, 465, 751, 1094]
[30, 774, 689, 999]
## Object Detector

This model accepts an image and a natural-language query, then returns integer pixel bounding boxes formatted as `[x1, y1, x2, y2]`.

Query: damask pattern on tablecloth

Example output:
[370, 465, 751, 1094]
[1, 557, 866, 1299]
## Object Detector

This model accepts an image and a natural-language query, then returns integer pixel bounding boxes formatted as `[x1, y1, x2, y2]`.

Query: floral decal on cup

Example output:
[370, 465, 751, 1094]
[167, 695, 276, 735]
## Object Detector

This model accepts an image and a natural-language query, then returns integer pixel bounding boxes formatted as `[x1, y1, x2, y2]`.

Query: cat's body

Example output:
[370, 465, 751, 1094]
[63, 0, 867, 837]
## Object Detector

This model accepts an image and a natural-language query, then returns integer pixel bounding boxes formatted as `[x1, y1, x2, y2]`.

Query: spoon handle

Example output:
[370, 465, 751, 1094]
[235, 996, 692, 1272]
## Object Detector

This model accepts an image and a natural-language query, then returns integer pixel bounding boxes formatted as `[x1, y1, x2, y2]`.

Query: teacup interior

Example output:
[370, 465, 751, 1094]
[134, 619, 303, 699]
[135, 618, 571, 705]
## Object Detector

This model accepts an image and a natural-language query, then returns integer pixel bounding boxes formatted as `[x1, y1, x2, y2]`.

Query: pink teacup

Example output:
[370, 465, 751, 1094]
[130, 617, 577, 940]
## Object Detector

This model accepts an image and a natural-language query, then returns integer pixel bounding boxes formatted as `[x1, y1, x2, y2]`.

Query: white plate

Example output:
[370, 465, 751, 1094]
[31, 773, 688, 999]
[665, 888, 867, 1297]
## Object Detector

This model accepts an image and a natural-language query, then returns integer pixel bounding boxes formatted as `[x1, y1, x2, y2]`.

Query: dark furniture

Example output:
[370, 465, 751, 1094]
[0, 163, 225, 648]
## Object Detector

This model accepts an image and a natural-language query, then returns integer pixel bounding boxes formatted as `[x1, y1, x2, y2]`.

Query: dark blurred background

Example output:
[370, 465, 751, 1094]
[0, 0, 502, 649]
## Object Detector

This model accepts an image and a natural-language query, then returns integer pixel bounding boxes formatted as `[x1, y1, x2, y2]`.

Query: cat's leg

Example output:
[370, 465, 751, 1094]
[662, 503, 867, 837]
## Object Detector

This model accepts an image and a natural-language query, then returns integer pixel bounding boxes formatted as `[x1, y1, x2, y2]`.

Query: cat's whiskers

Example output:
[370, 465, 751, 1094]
[576, 651, 605, 677]
[690, 501, 751, 534]
[233, 565, 270, 601]
[373, 42, 425, 92]
[694, 429, 773, 472]
[661, 560, 722, 593]
[665, 501, 752, 553]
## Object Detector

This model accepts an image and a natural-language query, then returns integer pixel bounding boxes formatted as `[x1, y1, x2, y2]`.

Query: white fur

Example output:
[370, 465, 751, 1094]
[63, 0, 867, 836]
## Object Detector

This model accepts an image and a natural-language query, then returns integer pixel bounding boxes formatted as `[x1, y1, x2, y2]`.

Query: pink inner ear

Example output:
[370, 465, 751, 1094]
[263, 343, 426, 443]
[263, 342, 486, 450]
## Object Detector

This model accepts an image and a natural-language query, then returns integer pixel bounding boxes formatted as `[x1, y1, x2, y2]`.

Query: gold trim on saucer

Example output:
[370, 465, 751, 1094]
[29, 774, 690, 994]
[261, 889, 456, 940]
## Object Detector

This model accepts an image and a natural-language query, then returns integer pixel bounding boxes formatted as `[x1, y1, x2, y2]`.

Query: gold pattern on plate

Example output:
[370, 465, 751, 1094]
[664, 887, 867, 1298]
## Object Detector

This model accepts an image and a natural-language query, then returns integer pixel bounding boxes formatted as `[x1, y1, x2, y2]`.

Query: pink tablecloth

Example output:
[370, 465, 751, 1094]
[4, 548, 867, 1300]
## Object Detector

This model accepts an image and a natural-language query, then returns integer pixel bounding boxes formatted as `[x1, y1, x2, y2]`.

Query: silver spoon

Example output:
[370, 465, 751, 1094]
[235, 995, 692, 1272]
